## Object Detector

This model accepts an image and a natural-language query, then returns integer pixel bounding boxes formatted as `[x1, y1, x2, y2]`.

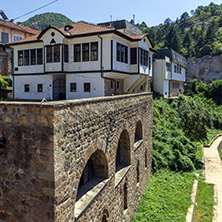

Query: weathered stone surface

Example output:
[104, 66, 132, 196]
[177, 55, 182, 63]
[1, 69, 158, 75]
[0, 93, 153, 222]
[187, 55, 222, 83]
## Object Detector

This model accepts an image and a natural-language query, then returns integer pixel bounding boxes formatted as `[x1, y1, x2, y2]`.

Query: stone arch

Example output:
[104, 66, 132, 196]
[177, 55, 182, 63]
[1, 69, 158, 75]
[101, 209, 109, 222]
[76, 149, 108, 201]
[135, 120, 143, 142]
[115, 129, 131, 172]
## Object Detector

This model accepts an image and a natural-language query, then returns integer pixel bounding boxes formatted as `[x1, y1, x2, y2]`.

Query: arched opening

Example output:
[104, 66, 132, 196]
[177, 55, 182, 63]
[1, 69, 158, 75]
[102, 209, 109, 222]
[145, 149, 148, 168]
[135, 121, 143, 143]
[137, 160, 140, 184]
[124, 182, 128, 210]
[76, 149, 108, 201]
[115, 130, 130, 172]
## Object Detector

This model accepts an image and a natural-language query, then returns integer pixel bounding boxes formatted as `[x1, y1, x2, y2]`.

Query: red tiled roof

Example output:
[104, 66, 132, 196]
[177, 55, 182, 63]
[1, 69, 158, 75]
[20, 25, 41, 35]
[7, 21, 155, 47]
[0, 18, 40, 35]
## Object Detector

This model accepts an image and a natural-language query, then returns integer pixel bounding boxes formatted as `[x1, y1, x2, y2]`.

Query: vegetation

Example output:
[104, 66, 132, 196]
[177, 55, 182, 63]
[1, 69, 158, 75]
[194, 179, 215, 222]
[21, 13, 73, 30]
[136, 2, 222, 58]
[0, 76, 11, 90]
[134, 81, 222, 220]
[133, 170, 196, 221]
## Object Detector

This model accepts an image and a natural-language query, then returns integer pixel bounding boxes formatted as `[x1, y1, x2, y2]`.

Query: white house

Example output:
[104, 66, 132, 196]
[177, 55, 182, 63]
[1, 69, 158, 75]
[153, 49, 187, 98]
[8, 21, 156, 100]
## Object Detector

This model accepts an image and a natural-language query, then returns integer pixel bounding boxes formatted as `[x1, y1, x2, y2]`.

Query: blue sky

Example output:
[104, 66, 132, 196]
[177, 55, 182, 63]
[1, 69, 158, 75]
[1, 0, 222, 27]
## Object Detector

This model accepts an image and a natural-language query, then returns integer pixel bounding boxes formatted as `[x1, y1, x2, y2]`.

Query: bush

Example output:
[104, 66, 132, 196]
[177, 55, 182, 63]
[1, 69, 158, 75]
[0, 76, 9, 89]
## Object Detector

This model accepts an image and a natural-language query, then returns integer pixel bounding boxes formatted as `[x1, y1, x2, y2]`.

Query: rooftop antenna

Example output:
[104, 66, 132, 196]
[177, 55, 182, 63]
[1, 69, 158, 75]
[13, 0, 59, 21]
[110, 15, 112, 21]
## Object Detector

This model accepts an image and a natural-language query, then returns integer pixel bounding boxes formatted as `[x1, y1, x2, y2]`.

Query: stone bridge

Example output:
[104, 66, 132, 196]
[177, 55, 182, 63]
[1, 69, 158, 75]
[0, 92, 153, 222]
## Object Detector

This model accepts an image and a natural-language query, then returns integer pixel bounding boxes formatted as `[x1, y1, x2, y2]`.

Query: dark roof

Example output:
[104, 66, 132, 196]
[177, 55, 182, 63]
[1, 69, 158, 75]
[98, 20, 143, 35]
[153, 49, 187, 67]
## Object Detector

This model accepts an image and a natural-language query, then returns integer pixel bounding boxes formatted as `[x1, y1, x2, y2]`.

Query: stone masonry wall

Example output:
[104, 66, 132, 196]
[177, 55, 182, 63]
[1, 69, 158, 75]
[0, 103, 55, 222]
[0, 92, 153, 222]
[53, 93, 153, 222]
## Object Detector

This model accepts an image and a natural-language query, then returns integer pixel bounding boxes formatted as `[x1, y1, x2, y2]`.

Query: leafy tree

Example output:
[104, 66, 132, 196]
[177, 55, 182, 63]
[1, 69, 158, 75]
[0, 76, 9, 89]
[180, 12, 190, 22]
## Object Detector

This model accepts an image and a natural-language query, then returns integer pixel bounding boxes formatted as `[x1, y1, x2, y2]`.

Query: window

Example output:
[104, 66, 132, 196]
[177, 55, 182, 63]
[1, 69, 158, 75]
[140, 48, 149, 66]
[24, 84, 29, 92]
[149, 57, 151, 70]
[13, 35, 22, 41]
[124, 183, 127, 210]
[91, 42, 98, 61]
[137, 161, 140, 184]
[37, 84, 43, 92]
[64, 45, 69, 63]
[117, 81, 119, 89]
[174, 64, 182, 74]
[70, 83, 76, 92]
[84, 83, 90, 92]
[46, 45, 60, 63]
[46, 46, 52, 63]
[117, 43, 128, 63]
[74, 44, 81, 62]
[130, 48, 137, 64]
[174, 64, 177, 72]
[24, 50, 29, 66]
[82, 43, 89, 61]
[31, 49, 36, 65]
[115, 130, 130, 172]
[18, 51, 23, 66]
[37, 49, 43, 65]
[166, 62, 171, 71]
[135, 121, 143, 142]
[1, 32, 8, 44]
[54, 45, 60, 62]
[18, 49, 42, 66]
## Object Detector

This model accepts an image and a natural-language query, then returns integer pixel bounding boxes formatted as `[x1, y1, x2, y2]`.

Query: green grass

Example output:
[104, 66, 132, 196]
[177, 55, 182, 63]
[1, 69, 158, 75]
[194, 180, 215, 222]
[133, 170, 196, 222]
[219, 150, 222, 160]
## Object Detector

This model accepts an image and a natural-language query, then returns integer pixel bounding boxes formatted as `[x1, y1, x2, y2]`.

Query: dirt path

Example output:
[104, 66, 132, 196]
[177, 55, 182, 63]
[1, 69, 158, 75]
[203, 135, 222, 222]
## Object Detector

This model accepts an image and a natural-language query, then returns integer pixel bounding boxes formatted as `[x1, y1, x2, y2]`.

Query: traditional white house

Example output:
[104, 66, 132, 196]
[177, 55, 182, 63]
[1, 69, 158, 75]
[8, 21, 156, 100]
[153, 49, 187, 98]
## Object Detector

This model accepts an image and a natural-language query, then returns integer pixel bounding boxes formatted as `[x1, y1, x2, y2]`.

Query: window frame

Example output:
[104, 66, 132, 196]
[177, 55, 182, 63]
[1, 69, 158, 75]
[84, 82, 91, 92]
[82, 43, 89, 62]
[130, 48, 137, 64]
[91, 42, 98, 61]
[37, 84, 43, 93]
[24, 84, 29, 92]
[74, 44, 81, 62]
[117, 43, 128, 64]
[70, 82, 77, 92]
[64, 44, 69, 63]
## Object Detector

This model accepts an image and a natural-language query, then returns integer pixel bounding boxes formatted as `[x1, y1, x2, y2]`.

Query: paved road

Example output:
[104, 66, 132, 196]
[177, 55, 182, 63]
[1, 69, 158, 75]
[203, 136, 222, 222]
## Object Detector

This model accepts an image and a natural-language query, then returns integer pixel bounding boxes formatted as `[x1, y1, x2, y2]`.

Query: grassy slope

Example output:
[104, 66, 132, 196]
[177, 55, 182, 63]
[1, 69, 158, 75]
[133, 170, 196, 222]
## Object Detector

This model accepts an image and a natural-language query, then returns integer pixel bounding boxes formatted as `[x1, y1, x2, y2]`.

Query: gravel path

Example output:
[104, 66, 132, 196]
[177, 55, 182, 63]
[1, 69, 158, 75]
[203, 136, 222, 222]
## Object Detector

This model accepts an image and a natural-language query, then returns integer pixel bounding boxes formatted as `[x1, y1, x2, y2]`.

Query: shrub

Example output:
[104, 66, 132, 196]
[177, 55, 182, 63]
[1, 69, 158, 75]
[0, 76, 9, 89]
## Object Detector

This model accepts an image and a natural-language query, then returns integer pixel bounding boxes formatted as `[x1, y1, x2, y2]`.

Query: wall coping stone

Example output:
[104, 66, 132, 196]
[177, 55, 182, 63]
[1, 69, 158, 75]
[0, 92, 152, 107]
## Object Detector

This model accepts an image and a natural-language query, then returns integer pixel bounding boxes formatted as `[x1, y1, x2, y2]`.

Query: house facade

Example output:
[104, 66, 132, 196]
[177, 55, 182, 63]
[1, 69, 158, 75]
[0, 13, 40, 76]
[153, 49, 187, 98]
[8, 21, 156, 100]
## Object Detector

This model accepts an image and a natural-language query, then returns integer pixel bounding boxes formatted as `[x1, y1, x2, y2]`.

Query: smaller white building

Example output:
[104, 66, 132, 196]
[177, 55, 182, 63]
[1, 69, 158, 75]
[153, 49, 187, 98]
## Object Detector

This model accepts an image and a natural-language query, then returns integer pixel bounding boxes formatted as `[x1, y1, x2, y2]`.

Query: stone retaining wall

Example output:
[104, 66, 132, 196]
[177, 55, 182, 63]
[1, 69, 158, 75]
[0, 92, 153, 222]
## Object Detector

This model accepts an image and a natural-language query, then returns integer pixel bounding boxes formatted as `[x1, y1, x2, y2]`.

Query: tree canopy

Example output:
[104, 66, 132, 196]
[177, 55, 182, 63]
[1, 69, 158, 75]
[136, 2, 222, 58]
[21, 12, 73, 30]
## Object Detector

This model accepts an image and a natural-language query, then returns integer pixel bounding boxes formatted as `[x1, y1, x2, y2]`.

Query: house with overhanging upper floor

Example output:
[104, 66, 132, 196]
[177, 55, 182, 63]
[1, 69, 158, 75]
[153, 49, 187, 98]
[7, 20, 156, 100]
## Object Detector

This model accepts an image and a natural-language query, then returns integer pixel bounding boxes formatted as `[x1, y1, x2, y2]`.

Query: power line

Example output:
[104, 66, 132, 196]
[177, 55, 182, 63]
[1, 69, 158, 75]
[13, 0, 59, 21]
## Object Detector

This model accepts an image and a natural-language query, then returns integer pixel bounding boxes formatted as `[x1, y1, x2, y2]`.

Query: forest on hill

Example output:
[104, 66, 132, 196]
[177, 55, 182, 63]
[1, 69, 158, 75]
[136, 2, 222, 58]
[21, 12, 73, 30]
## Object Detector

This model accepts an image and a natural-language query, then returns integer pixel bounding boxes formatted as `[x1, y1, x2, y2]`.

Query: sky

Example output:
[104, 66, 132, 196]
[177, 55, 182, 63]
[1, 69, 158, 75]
[1, 0, 222, 27]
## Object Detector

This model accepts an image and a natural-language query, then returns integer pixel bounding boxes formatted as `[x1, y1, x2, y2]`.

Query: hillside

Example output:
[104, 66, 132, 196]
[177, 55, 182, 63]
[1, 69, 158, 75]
[21, 12, 73, 30]
[137, 2, 222, 58]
